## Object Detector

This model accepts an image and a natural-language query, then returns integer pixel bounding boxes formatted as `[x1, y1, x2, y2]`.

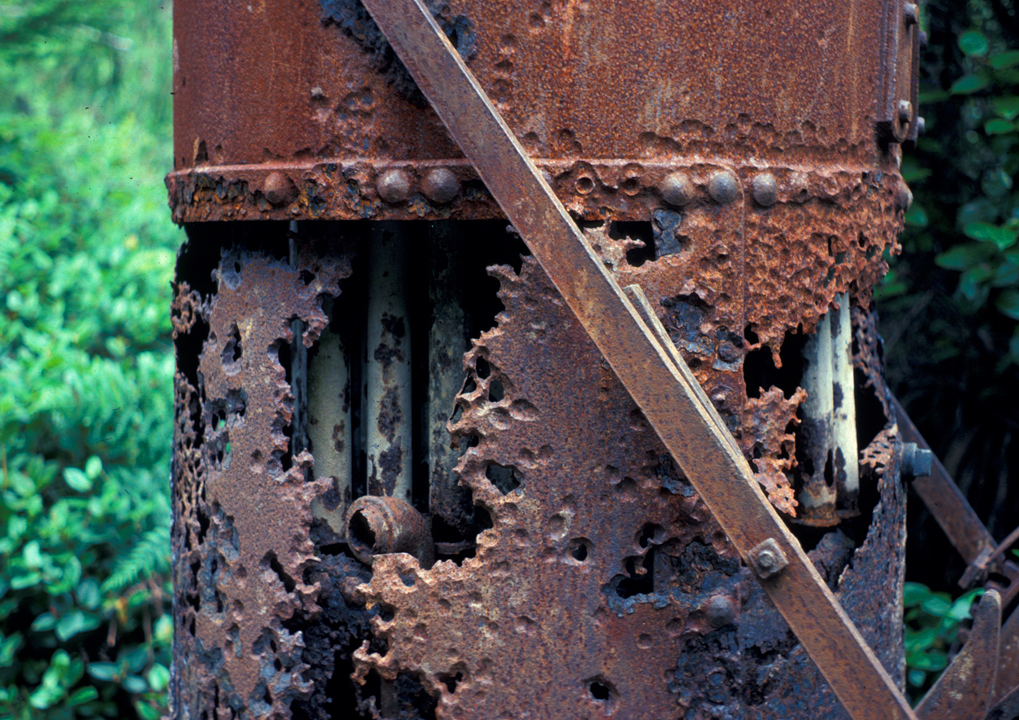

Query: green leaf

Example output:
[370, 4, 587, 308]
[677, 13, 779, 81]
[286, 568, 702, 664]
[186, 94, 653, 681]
[905, 626, 940, 654]
[84, 455, 103, 480]
[76, 578, 101, 610]
[936, 243, 997, 271]
[31, 613, 57, 632]
[146, 663, 170, 692]
[123, 675, 149, 694]
[964, 221, 1018, 250]
[959, 30, 990, 57]
[946, 588, 985, 621]
[993, 96, 1019, 120]
[996, 290, 1019, 319]
[908, 669, 927, 688]
[986, 118, 1015, 135]
[905, 203, 929, 228]
[55, 610, 86, 641]
[86, 662, 120, 682]
[67, 686, 99, 705]
[909, 649, 949, 671]
[62, 467, 91, 492]
[23, 540, 43, 569]
[990, 50, 1019, 70]
[951, 74, 991, 94]
[921, 593, 953, 617]
[904, 581, 931, 607]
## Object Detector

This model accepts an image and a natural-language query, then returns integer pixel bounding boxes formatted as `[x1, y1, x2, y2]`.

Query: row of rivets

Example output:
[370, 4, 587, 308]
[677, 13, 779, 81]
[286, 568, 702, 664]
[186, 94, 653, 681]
[658, 170, 779, 208]
[377, 168, 461, 205]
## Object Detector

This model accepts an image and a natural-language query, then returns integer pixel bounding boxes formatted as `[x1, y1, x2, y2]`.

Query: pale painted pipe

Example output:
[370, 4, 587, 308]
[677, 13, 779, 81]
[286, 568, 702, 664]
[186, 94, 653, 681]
[830, 292, 860, 511]
[308, 318, 353, 536]
[366, 225, 413, 503]
[798, 311, 837, 525]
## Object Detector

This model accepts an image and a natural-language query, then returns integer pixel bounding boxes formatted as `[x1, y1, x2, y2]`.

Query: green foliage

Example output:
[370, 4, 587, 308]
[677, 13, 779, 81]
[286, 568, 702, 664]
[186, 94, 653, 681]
[0, 1, 181, 718]
[903, 583, 984, 702]
[884, 6, 1019, 364]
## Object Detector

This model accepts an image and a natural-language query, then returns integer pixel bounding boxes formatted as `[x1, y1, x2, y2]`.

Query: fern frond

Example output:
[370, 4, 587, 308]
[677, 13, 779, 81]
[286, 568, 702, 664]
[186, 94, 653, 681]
[100, 521, 171, 594]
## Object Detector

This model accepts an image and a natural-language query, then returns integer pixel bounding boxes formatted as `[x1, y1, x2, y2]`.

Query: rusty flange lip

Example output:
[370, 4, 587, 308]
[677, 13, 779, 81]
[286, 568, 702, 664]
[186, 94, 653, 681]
[166, 157, 903, 224]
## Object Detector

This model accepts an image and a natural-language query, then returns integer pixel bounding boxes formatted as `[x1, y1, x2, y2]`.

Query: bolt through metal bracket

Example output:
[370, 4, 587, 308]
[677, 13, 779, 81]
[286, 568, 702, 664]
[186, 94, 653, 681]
[748, 538, 789, 579]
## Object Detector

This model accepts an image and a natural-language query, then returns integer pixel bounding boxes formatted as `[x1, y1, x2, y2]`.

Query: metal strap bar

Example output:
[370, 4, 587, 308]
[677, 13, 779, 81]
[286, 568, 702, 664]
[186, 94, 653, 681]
[356, 1, 918, 718]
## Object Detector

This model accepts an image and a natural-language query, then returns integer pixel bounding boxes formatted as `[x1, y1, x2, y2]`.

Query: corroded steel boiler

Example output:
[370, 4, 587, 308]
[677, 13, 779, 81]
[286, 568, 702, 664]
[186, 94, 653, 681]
[167, 0, 928, 718]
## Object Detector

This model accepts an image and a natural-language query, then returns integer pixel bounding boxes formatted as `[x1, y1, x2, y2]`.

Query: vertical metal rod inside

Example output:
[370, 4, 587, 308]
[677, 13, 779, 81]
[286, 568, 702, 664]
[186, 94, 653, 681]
[798, 311, 837, 524]
[289, 223, 309, 466]
[366, 224, 414, 504]
[830, 292, 859, 515]
[308, 303, 353, 536]
[427, 226, 473, 533]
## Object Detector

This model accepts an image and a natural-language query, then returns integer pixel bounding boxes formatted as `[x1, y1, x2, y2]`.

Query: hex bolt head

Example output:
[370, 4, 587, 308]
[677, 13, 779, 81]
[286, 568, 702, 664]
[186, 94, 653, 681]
[898, 100, 913, 123]
[263, 171, 293, 206]
[421, 168, 460, 205]
[708, 170, 739, 205]
[748, 538, 789, 579]
[377, 169, 412, 204]
[752, 173, 778, 207]
[704, 594, 737, 628]
[901, 442, 934, 479]
[660, 172, 694, 207]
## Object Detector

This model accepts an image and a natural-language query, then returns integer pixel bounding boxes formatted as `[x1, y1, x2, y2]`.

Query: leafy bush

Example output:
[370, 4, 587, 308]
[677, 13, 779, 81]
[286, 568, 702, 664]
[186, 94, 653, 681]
[0, 1, 181, 717]
[902, 582, 984, 702]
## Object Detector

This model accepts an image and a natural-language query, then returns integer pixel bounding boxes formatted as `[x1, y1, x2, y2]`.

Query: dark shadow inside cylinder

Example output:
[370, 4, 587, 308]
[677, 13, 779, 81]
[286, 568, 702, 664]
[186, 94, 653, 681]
[348, 510, 377, 559]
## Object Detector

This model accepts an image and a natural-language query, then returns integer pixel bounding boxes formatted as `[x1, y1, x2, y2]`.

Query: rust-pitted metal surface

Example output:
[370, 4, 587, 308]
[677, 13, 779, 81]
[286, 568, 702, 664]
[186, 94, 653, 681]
[169, 0, 929, 717]
[167, 0, 908, 224]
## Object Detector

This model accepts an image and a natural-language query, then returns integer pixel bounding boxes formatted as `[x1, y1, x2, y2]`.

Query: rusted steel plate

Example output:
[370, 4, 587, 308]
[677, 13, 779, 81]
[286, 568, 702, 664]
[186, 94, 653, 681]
[354, 0, 915, 718]
[915, 591, 1000, 720]
[168, 0, 903, 223]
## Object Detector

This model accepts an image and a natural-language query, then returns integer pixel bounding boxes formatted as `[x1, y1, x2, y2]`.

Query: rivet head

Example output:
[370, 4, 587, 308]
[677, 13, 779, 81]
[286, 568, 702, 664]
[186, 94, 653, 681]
[704, 595, 737, 628]
[898, 100, 913, 122]
[377, 169, 412, 204]
[717, 341, 741, 364]
[660, 172, 694, 207]
[752, 173, 778, 207]
[708, 171, 739, 205]
[748, 538, 789, 579]
[263, 171, 293, 206]
[421, 168, 460, 204]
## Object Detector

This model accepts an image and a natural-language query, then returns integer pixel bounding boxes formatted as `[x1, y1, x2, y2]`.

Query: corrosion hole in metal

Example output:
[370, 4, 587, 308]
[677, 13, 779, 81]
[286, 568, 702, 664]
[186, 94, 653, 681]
[488, 379, 505, 402]
[609, 221, 654, 267]
[439, 671, 463, 693]
[638, 522, 665, 548]
[222, 323, 242, 367]
[485, 462, 522, 494]
[742, 329, 808, 399]
[612, 549, 655, 599]
[475, 356, 491, 379]
[568, 538, 592, 562]
[273, 337, 296, 472]
[262, 551, 297, 593]
[587, 677, 617, 705]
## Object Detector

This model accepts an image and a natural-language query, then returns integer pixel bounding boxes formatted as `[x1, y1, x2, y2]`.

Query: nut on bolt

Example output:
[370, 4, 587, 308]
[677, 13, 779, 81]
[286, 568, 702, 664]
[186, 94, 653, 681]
[708, 170, 739, 205]
[898, 100, 913, 123]
[901, 442, 934, 479]
[748, 538, 788, 579]
[752, 173, 777, 207]
[377, 168, 413, 204]
[659, 172, 694, 207]
[421, 167, 460, 205]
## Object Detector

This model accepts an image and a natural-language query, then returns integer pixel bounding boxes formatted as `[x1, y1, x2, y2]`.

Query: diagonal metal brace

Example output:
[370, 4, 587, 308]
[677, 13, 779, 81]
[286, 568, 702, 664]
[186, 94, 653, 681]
[355, 1, 932, 718]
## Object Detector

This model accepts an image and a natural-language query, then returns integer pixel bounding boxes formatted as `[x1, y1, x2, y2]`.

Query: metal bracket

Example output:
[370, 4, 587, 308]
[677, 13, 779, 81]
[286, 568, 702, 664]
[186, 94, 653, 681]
[878, 0, 921, 143]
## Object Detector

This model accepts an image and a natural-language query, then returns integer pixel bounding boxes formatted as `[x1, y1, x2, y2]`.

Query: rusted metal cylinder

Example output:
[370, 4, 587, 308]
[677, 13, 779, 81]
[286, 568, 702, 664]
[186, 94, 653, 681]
[168, 1, 918, 718]
[345, 495, 435, 567]
[366, 224, 413, 503]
